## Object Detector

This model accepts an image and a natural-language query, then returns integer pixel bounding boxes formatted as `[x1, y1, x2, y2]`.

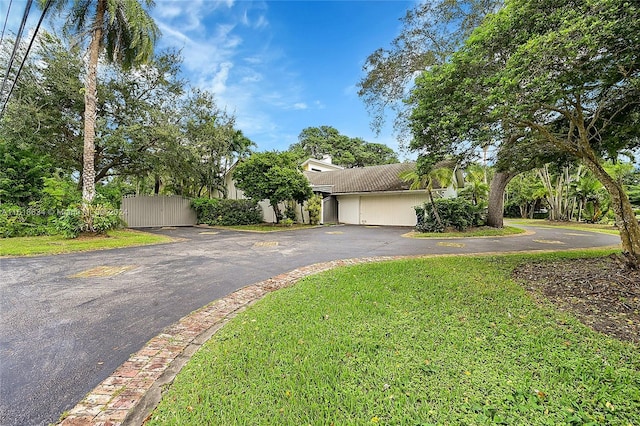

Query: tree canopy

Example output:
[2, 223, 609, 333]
[46, 0, 160, 204]
[233, 151, 312, 223]
[1, 32, 251, 199]
[408, 0, 640, 266]
[357, 0, 501, 140]
[289, 125, 398, 168]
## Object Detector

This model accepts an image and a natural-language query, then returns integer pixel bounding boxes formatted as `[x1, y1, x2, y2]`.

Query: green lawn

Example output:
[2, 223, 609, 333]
[507, 219, 620, 235]
[0, 229, 174, 256]
[148, 249, 639, 425]
[409, 225, 525, 238]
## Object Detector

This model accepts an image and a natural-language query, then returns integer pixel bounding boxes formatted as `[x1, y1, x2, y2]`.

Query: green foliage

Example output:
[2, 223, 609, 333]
[96, 179, 136, 208]
[357, 0, 500, 137]
[280, 218, 294, 227]
[0, 139, 51, 206]
[53, 203, 122, 238]
[39, 174, 82, 212]
[409, 0, 640, 263]
[191, 198, 262, 226]
[415, 197, 484, 233]
[0, 204, 52, 238]
[458, 163, 489, 207]
[289, 126, 398, 167]
[233, 151, 312, 223]
[284, 201, 297, 222]
[505, 171, 547, 218]
[0, 172, 84, 238]
[54, 208, 83, 239]
[307, 194, 322, 225]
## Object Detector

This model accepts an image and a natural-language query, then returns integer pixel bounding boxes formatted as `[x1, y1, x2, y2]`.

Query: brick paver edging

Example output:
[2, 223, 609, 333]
[57, 256, 401, 426]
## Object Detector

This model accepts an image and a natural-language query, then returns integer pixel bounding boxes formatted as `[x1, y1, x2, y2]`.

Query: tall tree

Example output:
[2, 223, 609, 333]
[2, 36, 185, 189]
[46, 0, 159, 204]
[179, 89, 249, 198]
[233, 151, 312, 223]
[289, 126, 398, 168]
[409, 0, 640, 267]
[399, 158, 455, 230]
[1, 32, 84, 174]
[357, 0, 501, 140]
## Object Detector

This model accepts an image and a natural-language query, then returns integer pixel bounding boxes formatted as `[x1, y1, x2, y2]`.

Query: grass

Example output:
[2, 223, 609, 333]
[0, 229, 174, 256]
[148, 249, 639, 425]
[409, 225, 525, 238]
[507, 218, 620, 235]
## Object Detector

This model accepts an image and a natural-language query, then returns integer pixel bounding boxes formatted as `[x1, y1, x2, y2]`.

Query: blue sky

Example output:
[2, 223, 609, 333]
[2, 0, 416, 158]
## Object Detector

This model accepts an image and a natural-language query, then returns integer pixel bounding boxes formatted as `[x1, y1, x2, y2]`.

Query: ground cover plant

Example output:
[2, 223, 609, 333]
[148, 250, 640, 425]
[0, 229, 173, 256]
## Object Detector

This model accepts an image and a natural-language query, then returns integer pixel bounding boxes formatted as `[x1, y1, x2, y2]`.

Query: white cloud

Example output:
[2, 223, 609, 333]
[211, 62, 233, 94]
[151, 0, 306, 149]
[254, 15, 269, 29]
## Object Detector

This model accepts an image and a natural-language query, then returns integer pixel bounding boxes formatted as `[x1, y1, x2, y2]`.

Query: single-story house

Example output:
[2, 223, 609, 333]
[302, 157, 458, 226]
[224, 156, 459, 227]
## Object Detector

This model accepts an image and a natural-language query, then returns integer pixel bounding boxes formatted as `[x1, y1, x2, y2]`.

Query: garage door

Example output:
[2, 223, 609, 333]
[359, 193, 427, 226]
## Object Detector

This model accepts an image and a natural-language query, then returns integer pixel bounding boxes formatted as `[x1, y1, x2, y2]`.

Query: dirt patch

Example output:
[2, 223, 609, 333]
[513, 255, 640, 344]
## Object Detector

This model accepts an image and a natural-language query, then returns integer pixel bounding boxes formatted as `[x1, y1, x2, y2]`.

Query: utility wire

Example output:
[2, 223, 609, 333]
[0, 0, 52, 117]
[0, 0, 32, 109]
[0, 0, 14, 48]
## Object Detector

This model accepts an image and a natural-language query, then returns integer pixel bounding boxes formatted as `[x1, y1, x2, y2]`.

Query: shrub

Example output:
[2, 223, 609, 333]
[307, 194, 322, 225]
[284, 201, 298, 222]
[415, 197, 484, 233]
[54, 207, 83, 238]
[192, 198, 262, 226]
[0, 204, 53, 237]
[54, 203, 122, 238]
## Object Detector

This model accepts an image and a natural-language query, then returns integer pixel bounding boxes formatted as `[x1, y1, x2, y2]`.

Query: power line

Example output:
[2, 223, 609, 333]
[0, 0, 14, 48]
[0, 0, 32, 103]
[0, 0, 52, 117]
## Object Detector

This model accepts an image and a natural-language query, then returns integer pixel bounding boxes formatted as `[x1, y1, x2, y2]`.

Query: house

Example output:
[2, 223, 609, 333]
[224, 156, 459, 227]
[303, 158, 458, 226]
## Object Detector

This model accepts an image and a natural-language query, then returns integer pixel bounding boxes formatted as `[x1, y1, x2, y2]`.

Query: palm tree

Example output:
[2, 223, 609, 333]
[459, 163, 489, 206]
[400, 162, 455, 230]
[45, 0, 159, 204]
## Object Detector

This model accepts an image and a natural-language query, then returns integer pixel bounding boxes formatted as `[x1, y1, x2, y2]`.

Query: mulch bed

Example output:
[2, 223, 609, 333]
[512, 255, 640, 344]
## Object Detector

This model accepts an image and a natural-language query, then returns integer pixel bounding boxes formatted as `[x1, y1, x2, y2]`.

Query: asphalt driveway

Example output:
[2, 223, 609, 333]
[0, 224, 621, 425]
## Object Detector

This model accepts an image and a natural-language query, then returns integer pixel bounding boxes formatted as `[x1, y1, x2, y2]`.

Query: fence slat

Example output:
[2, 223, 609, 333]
[121, 195, 197, 228]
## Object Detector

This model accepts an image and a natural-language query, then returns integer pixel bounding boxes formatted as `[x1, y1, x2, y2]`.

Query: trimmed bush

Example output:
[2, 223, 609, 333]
[415, 197, 484, 233]
[192, 198, 262, 226]
[307, 194, 322, 225]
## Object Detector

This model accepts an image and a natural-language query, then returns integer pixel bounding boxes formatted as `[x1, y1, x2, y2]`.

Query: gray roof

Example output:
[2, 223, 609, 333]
[304, 162, 417, 194]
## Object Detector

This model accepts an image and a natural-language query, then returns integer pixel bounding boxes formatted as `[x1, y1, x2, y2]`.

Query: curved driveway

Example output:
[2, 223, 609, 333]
[0, 224, 620, 425]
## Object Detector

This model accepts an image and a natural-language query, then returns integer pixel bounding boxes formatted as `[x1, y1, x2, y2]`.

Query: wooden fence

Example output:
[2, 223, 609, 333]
[120, 195, 197, 228]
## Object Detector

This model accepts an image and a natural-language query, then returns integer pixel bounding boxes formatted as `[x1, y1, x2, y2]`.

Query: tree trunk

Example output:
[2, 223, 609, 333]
[487, 171, 516, 228]
[583, 157, 640, 268]
[427, 188, 444, 230]
[81, 0, 105, 204]
[154, 175, 161, 194]
[272, 203, 282, 223]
